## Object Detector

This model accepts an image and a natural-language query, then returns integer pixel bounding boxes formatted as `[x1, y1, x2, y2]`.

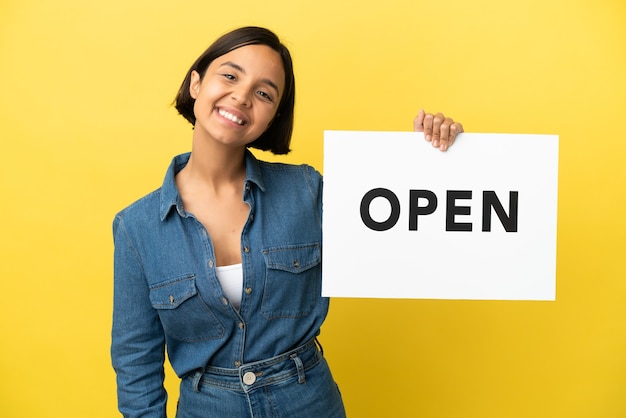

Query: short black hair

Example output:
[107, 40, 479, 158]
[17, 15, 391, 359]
[174, 26, 295, 155]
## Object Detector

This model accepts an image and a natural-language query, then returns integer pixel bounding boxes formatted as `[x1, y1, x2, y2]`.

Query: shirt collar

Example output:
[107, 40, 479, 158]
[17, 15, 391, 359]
[159, 150, 266, 222]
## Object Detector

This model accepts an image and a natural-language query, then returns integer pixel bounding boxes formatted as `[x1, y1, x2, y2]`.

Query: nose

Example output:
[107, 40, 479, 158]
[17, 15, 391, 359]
[231, 86, 252, 107]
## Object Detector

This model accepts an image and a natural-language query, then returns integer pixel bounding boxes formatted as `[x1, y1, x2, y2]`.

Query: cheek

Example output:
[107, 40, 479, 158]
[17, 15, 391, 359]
[260, 107, 280, 129]
[192, 86, 221, 117]
[195, 83, 223, 105]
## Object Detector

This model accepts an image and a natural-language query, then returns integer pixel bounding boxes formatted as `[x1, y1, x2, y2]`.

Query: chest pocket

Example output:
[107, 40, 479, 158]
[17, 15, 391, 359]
[149, 274, 224, 341]
[261, 243, 321, 320]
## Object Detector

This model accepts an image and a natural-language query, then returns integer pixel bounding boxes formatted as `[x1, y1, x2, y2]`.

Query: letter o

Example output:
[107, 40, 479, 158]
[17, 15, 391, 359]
[360, 188, 401, 231]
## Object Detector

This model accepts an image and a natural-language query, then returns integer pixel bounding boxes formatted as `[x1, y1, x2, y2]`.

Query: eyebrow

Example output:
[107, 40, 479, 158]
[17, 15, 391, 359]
[219, 61, 281, 96]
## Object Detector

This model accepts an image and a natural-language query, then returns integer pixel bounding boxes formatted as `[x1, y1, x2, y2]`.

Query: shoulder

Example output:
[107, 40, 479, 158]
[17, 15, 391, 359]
[257, 161, 322, 196]
[112, 153, 187, 244]
[113, 188, 162, 234]
[257, 160, 321, 183]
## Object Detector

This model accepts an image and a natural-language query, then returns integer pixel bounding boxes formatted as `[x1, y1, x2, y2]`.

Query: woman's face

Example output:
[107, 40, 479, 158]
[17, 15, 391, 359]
[189, 44, 285, 148]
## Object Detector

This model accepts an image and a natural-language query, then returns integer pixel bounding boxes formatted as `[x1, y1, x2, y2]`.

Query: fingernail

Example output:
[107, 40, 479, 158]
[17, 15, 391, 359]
[426, 135, 431, 141]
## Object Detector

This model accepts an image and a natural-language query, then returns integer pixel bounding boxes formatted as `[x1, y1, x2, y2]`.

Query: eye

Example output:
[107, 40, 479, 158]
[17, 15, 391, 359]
[221, 73, 236, 81]
[256, 90, 273, 102]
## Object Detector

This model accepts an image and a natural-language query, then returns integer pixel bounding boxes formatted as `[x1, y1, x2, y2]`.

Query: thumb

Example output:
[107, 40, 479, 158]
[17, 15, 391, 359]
[414, 109, 425, 132]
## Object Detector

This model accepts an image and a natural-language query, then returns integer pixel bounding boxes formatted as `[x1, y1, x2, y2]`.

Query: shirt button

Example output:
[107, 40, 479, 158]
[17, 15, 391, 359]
[209, 260, 214, 268]
[235, 361, 241, 367]
[243, 246, 250, 253]
[221, 297, 228, 305]
[245, 287, 252, 294]
[238, 322, 244, 329]
[243, 371, 256, 385]
[249, 214, 254, 222]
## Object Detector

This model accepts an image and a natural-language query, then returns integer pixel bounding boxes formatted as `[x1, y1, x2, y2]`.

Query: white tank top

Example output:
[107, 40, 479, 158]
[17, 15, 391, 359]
[215, 263, 243, 309]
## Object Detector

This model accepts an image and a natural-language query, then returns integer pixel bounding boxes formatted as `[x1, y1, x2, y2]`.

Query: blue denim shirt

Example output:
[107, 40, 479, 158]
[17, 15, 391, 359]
[111, 151, 328, 417]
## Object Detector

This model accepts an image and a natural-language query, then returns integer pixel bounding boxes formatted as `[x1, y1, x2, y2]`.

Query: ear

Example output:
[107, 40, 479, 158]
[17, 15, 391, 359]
[189, 70, 201, 99]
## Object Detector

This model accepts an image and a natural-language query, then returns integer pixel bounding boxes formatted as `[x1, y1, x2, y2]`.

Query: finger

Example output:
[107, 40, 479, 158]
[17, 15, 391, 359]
[430, 113, 445, 148]
[413, 109, 425, 132]
[438, 118, 454, 151]
[422, 113, 434, 142]
[448, 122, 464, 148]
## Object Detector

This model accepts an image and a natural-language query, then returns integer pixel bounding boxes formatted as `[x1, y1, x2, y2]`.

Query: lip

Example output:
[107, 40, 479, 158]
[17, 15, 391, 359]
[215, 106, 249, 126]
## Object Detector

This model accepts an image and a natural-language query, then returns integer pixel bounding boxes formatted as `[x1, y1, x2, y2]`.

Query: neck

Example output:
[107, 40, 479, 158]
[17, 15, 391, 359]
[180, 132, 247, 189]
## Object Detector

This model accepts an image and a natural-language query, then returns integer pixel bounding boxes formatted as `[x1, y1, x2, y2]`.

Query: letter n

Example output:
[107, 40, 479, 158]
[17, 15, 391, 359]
[482, 191, 518, 232]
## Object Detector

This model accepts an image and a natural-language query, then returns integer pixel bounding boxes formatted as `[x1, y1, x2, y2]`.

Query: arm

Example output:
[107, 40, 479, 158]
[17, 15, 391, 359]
[414, 109, 464, 152]
[112, 215, 167, 418]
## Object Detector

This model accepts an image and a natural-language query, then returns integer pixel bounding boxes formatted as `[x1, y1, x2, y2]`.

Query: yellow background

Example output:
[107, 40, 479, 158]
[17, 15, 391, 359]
[1, 0, 625, 416]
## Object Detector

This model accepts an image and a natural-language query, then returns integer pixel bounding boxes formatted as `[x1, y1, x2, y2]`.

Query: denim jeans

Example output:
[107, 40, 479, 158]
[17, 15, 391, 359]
[176, 339, 345, 417]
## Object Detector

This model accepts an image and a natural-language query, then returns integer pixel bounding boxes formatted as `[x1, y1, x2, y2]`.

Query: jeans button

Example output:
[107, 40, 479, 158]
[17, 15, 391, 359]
[243, 371, 256, 385]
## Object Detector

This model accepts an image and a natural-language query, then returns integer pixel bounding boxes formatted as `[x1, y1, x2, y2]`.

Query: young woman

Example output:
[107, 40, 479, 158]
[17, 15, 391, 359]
[112, 26, 463, 418]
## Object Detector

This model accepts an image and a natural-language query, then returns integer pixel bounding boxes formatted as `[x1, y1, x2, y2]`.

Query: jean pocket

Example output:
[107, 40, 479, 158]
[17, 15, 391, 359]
[261, 243, 321, 320]
[149, 274, 225, 341]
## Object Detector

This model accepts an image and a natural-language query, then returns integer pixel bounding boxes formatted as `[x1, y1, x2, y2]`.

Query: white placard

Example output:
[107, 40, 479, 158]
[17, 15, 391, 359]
[322, 131, 559, 300]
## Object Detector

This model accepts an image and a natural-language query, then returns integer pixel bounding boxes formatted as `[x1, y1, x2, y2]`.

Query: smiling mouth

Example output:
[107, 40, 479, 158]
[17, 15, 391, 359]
[217, 108, 245, 125]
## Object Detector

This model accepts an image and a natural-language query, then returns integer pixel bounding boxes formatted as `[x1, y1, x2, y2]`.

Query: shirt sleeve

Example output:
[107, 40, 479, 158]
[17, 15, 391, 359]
[111, 214, 168, 418]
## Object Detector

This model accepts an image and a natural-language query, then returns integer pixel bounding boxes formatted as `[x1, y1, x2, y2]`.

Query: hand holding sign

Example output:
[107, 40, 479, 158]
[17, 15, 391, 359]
[414, 109, 464, 152]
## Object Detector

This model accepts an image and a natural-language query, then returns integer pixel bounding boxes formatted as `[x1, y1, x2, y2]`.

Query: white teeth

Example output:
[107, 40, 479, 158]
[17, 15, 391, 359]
[218, 109, 244, 125]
